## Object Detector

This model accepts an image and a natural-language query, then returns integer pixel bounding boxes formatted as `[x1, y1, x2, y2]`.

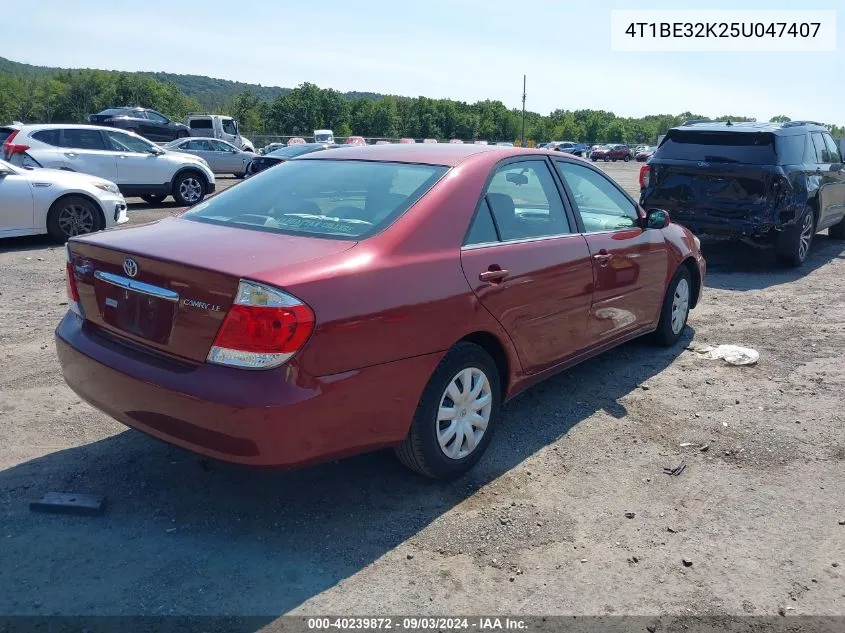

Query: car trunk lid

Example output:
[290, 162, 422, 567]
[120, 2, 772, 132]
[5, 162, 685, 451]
[67, 217, 356, 363]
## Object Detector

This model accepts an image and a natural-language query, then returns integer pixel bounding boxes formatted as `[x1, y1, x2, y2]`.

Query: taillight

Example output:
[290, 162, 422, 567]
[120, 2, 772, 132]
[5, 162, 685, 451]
[639, 164, 650, 189]
[207, 280, 315, 370]
[65, 245, 83, 317]
[2, 129, 29, 160]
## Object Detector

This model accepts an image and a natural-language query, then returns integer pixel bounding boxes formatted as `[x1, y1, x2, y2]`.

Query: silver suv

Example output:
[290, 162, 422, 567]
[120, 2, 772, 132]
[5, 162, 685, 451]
[2, 124, 216, 206]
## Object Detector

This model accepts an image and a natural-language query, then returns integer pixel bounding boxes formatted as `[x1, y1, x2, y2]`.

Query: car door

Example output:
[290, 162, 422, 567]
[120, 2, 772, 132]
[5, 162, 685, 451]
[104, 129, 172, 186]
[813, 132, 845, 230]
[220, 118, 238, 146]
[57, 128, 118, 182]
[460, 158, 595, 374]
[143, 110, 172, 142]
[209, 140, 244, 173]
[0, 163, 34, 233]
[553, 158, 668, 341]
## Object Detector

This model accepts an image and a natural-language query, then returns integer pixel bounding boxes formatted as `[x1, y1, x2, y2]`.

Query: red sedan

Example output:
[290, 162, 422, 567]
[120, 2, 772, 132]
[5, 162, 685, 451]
[57, 145, 705, 479]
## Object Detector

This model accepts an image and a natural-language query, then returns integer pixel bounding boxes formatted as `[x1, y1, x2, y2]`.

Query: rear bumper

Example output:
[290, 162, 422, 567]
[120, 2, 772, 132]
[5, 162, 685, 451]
[55, 312, 440, 467]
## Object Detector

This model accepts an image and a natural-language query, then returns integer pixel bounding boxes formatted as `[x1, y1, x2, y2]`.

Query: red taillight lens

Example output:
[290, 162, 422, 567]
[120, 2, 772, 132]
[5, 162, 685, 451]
[65, 245, 84, 317]
[639, 165, 650, 189]
[65, 262, 80, 302]
[208, 280, 314, 370]
[2, 129, 29, 160]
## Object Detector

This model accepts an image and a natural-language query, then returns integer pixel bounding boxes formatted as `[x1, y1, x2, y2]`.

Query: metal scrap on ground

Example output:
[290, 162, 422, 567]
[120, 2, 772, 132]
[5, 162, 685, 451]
[688, 343, 760, 366]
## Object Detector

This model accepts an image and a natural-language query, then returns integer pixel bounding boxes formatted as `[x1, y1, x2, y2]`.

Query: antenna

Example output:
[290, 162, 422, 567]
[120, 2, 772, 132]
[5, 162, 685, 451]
[521, 75, 526, 147]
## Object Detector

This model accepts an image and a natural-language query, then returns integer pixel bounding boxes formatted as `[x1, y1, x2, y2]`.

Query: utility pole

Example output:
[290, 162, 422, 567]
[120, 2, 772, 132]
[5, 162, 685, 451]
[521, 74, 526, 147]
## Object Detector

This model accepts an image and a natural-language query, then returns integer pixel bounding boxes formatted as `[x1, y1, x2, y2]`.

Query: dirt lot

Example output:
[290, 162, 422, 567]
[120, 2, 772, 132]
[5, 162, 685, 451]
[1, 163, 844, 621]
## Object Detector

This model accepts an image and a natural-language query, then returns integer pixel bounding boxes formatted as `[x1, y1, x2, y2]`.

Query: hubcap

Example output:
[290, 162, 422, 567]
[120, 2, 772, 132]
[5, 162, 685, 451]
[58, 203, 94, 237]
[437, 367, 492, 460]
[798, 213, 813, 261]
[671, 278, 690, 335]
[179, 177, 202, 203]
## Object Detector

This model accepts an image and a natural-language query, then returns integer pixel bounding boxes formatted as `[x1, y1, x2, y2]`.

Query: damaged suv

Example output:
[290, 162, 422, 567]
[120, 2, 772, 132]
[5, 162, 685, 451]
[640, 121, 845, 266]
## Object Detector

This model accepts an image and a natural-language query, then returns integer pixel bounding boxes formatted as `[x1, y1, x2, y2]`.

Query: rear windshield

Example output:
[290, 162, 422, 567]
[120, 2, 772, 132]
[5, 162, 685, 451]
[184, 159, 448, 239]
[98, 108, 126, 116]
[0, 127, 17, 143]
[189, 119, 213, 129]
[657, 130, 781, 165]
[267, 144, 325, 158]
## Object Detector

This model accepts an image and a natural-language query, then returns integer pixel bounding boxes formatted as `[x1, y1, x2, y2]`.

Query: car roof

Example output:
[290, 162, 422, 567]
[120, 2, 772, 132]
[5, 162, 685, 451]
[670, 120, 827, 135]
[301, 143, 568, 167]
[17, 123, 122, 132]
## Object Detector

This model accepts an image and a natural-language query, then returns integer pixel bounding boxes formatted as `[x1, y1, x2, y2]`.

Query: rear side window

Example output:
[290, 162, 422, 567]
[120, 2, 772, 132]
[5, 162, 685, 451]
[656, 130, 777, 165]
[184, 159, 448, 239]
[464, 200, 499, 245]
[189, 119, 213, 129]
[61, 129, 106, 150]
[184, 139, 212, 151]
[774, 135, 805, 164]
[32, 129, 61, 146]
[0, 128, 18, 144]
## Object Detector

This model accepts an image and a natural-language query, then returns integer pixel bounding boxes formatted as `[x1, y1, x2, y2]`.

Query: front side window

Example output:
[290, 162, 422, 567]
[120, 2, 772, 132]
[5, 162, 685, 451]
[126, 110, 147, 120]
[184, 159, 447, 239]
[221, 119, 237, 135]
[210, 140, 235, 152]
[61, 129, 106, 151]
[822, 133, 842, 164]
[145, 111, 168, 123]
[484, 160, 570, 241]
[555, 161, 638, 232]
[104, 130, 156, 153]
[810, 133, 829, 163]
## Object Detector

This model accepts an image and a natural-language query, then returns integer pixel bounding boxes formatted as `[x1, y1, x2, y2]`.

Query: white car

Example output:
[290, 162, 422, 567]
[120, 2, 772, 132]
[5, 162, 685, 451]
[0, 159, 127, 242]
[2, 124, 216, 206]
[163, 137, 252, 177]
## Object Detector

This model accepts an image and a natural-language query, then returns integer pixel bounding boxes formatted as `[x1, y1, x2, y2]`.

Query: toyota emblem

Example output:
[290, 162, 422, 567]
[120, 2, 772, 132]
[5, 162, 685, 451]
[123, 258, 139, 278]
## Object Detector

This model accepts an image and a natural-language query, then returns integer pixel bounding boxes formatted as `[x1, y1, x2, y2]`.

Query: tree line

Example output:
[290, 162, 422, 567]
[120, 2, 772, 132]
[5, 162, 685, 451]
[2, 69, 843, 144]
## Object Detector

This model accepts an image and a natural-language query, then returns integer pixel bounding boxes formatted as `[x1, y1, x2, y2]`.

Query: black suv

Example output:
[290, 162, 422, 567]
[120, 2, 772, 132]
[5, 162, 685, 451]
[88, 107, 190, 143]
[640, 121, 845, 266]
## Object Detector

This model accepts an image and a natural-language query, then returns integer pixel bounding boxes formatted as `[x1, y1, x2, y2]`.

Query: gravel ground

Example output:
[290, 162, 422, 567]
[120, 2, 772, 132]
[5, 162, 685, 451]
[1, 164, 844, 620]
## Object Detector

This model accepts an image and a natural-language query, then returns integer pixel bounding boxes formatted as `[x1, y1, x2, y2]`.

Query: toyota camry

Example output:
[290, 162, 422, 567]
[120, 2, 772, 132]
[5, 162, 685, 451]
[56, 144, 705, 479]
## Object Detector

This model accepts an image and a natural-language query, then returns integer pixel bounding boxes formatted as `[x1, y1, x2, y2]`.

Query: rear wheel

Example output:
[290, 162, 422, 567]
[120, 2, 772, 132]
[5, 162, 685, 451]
[46, 195, 103, 243]
[172, 171, 206, 206]
[650, 266, 691, 347]
[395, 342, 501, 479]
[624, 155, 631, 162]
[775, 205, 815, 267]
[828, 217, 845, 240]
[141, 194, 166, 205]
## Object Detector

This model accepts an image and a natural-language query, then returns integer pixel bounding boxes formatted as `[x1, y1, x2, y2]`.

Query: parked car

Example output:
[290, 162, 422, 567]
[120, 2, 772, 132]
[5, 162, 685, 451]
[260, 142, 285, 155]
[375, 140, 392, 145]
[245, 143, 339, 177]
[164, 137, 253, 178]
[399, 138, 416, 144]
[287, 137, 306, 146]
[184, 114, 255, 152]
[345, 136, 367, 146]
[449, 139, 464, 144]
[546, 141, 585, 156]
[88, 107, 190, 143]
[495, 142, 514, 147]
[0, 158, 127, 242]
[423, 139, 438, 144]
[475, 140, 489, 145]
[3, 124, 215, 206]
[640, 120, 845, 267]
[591, 144, 632, 162]
[57, 144, 705, 479]
[635, 146, 656, 162]
[314, 129, 335, 144]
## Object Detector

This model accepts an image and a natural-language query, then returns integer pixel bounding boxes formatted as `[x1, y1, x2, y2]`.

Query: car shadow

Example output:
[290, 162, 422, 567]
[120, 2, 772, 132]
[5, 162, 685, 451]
[0, 328, 693, 621]
[701, 234, 845, 291]
[0, 234, 57, 253]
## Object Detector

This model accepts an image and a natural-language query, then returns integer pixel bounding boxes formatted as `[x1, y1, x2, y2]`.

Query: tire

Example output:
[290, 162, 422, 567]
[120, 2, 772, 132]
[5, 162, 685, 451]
[394, 342, 502, 479]
[177, 130, 190, 139]
[235, 173, 246, 179]
[591, 158, 597, 162]
[604, 157, 610, 162]
[172, 171, 206, 206]
[624, 155, 631, 162]
[141, 194, 166, 205]
[46, 195, 103, 243]
[650, 266, 692, 347]
[775, 205, 815, 267]
[828, 217, 845, 240]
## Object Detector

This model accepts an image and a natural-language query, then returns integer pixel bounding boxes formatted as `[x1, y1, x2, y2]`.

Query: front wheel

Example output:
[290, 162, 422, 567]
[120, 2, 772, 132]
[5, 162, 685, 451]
[650, 266, 692, 347]
[623, 155, 631, 162]
[46, 195, 103, 243]
[604, 156, 610, 162]
[775, 205, 815, 267]
[395, 342, 501, 479]
[172, 171, 206, 206]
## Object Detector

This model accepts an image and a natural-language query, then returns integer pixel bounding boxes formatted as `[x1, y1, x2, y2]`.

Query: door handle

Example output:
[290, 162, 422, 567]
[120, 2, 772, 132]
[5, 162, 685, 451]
[479, 267, 509, 283]
[63, 152, 77, 158]
[593, 248, 612, 267]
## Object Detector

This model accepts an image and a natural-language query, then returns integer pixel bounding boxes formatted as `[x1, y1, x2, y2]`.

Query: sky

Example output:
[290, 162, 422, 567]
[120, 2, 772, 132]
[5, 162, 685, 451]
[3, 0, 843, 125]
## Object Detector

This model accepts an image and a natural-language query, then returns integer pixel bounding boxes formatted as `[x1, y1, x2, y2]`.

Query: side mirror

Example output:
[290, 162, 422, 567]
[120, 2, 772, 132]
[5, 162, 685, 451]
[645, 208, 670, 229]
[148, 146, 165, 156]
[506, 172, 529, 186]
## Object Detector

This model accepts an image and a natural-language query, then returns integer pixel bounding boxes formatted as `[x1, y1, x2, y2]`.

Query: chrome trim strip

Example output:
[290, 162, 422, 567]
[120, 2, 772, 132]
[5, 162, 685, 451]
[460, 227, 644, 250]
[94, 271, 180, 303]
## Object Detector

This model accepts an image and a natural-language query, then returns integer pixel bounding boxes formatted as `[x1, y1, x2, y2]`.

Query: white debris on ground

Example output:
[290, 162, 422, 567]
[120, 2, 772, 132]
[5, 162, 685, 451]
[688, 343, 760, 366]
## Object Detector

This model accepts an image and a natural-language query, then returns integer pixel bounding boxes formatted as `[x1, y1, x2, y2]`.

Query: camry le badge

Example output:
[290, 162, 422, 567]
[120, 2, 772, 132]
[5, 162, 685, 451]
[123, 258, 139, 278]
